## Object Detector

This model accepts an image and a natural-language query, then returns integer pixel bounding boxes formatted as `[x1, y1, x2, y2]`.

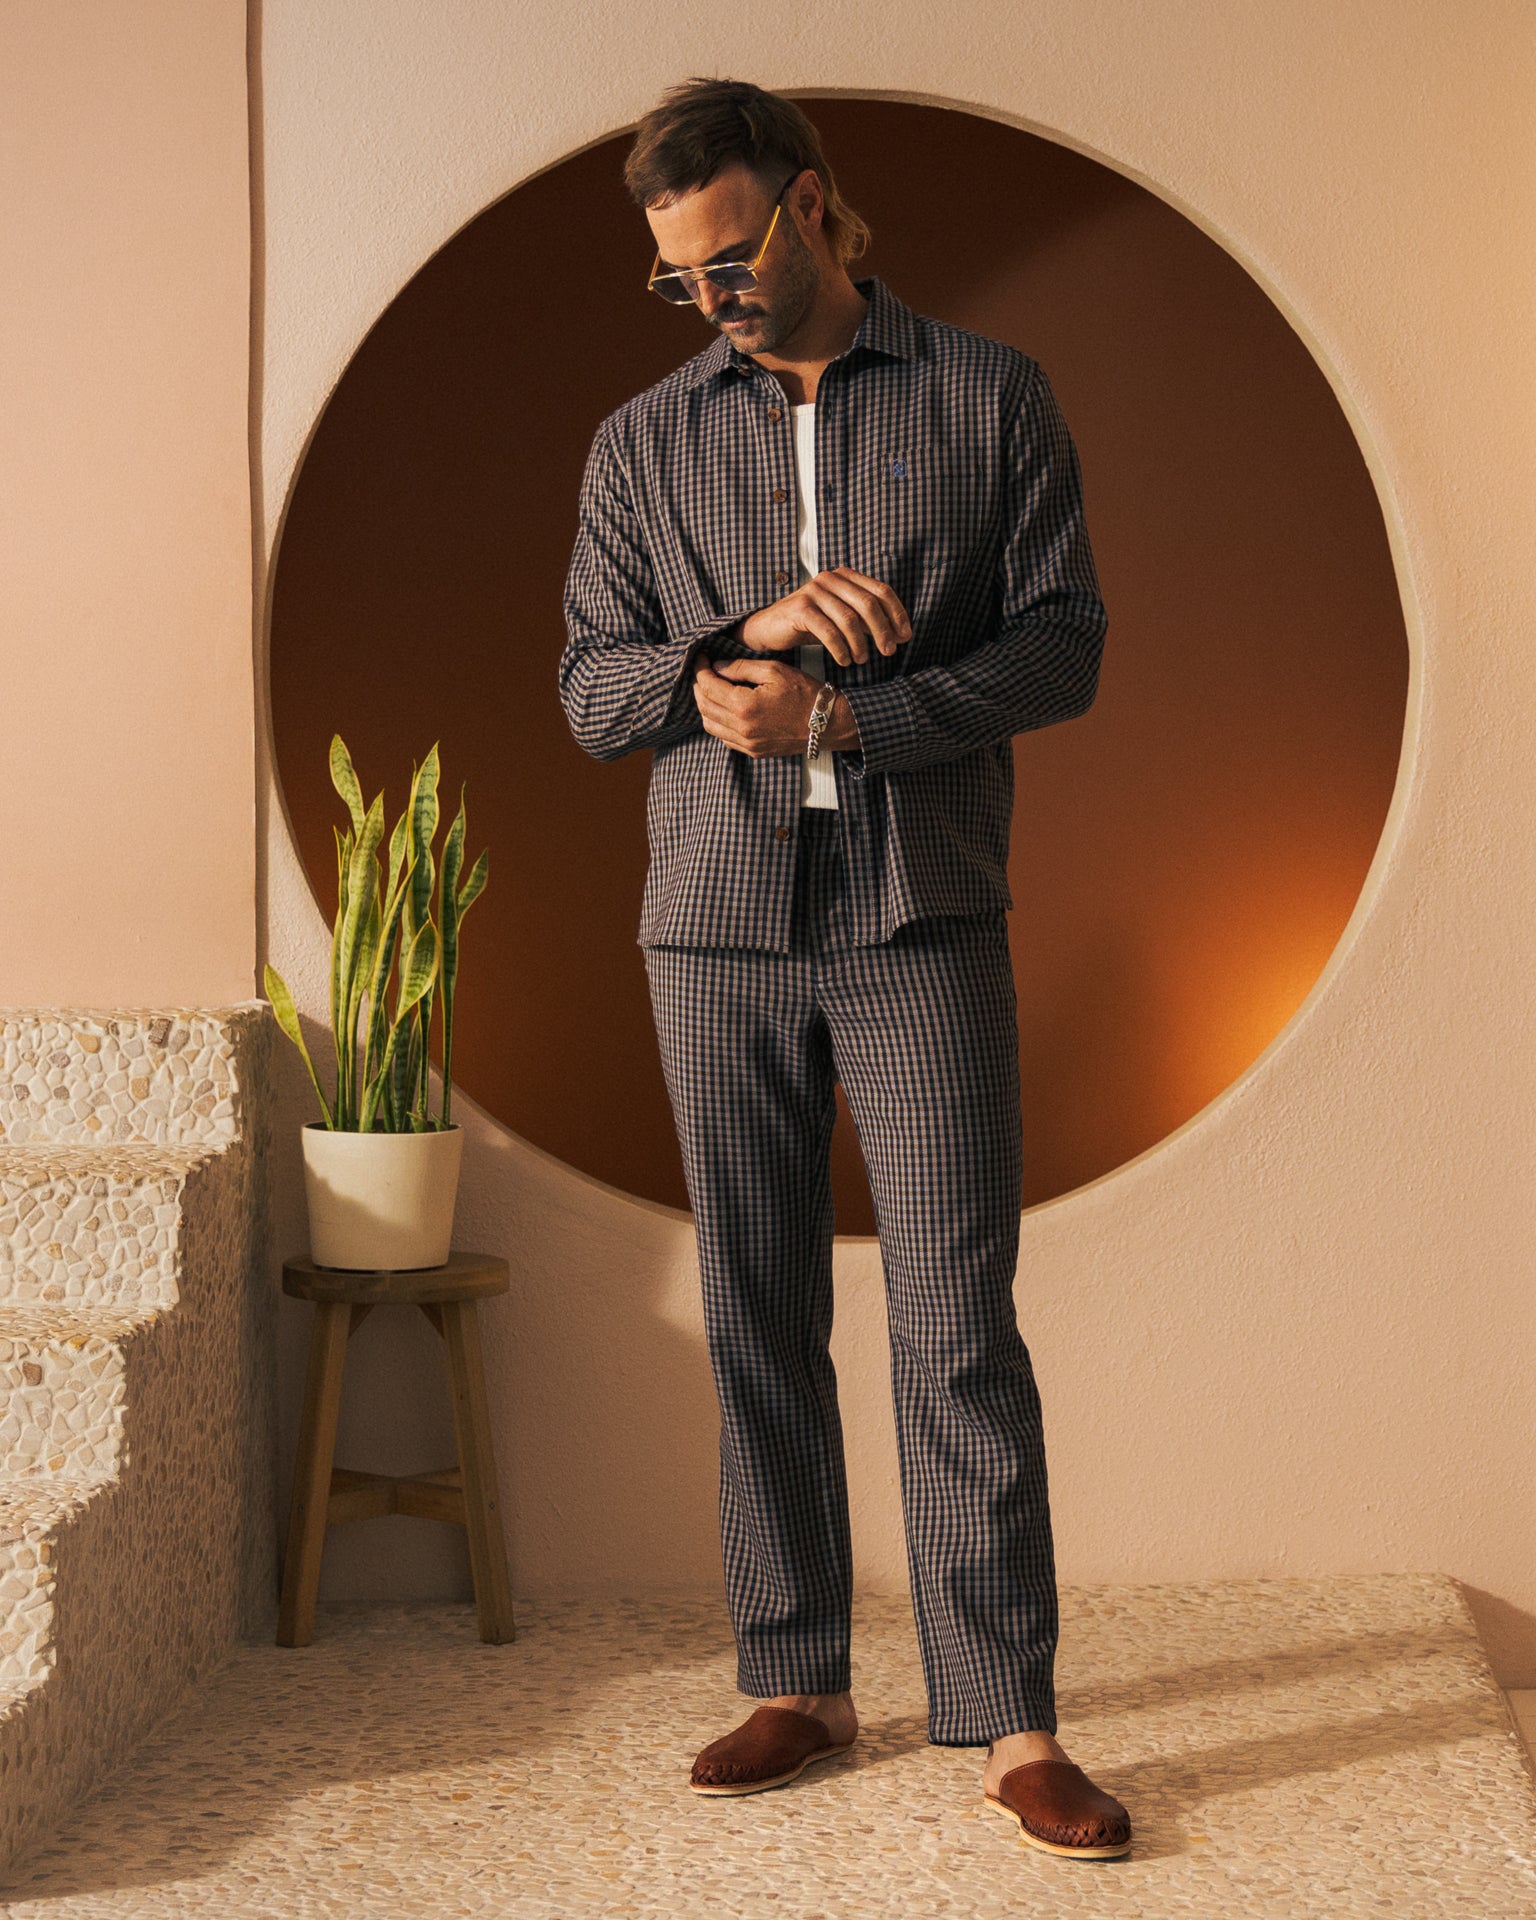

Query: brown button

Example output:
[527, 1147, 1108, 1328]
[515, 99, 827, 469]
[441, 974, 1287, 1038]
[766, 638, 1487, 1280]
[767, 406, 783, 421]
[771, 487, 788, 503]
[774, 569, 790, 585]
[774, 825, 790, 841]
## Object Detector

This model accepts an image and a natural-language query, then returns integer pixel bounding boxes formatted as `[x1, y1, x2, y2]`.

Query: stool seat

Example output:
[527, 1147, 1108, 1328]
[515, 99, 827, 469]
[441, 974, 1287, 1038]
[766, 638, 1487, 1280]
[283, 1250, 509, 1306]
[277, 1249, 515, 1649]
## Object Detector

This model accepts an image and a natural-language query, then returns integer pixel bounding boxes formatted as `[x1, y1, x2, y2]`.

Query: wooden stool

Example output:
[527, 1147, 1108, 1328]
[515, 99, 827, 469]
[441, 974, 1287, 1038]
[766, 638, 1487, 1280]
[277, 1250, 516, 1647]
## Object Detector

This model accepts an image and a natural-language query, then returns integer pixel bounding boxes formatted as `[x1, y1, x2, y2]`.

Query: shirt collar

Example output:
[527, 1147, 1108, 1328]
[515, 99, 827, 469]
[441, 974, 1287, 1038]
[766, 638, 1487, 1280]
[681, 275, 918, 390]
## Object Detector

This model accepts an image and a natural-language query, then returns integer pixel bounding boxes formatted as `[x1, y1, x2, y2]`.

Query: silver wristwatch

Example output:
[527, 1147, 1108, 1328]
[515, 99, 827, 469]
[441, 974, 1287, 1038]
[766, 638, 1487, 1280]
[806, 681, 839, 761]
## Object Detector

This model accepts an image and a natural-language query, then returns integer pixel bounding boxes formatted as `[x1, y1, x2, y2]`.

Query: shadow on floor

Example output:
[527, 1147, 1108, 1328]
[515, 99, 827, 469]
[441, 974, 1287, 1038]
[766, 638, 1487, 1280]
[1, 1590, 1522, 1904]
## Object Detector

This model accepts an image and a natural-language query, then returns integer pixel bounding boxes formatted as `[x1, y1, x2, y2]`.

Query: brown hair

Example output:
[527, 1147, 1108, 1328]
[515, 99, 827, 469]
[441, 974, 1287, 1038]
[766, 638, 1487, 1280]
[623, 77, 871, 268]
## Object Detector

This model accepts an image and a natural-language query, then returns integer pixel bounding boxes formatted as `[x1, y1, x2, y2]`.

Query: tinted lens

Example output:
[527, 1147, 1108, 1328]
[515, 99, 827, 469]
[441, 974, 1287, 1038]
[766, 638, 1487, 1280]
[706, 265, 757, 293]
[651, 273, 697, 304]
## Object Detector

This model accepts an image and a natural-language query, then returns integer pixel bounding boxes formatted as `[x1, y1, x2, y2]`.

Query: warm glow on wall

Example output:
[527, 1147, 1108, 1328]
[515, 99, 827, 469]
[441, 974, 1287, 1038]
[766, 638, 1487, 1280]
[269, 103, 1407, 1232]
[1152, 838, 1380, 1136]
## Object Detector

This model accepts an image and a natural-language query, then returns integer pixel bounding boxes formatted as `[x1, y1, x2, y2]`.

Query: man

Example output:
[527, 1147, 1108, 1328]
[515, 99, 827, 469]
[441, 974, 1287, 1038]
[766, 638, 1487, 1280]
[560, 78, 1130, 1860]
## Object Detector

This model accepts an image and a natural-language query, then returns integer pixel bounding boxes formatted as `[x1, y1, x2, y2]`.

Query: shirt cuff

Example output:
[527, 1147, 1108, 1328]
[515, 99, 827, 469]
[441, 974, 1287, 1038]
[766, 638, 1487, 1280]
[840, 681, 922, 776]
[663, 614, 751, 719]
[692, 617, 755, 663]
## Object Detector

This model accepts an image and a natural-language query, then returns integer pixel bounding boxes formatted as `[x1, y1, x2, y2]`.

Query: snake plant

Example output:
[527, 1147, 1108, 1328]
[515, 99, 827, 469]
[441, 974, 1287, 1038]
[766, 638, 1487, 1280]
[264, 735, 488, 1132]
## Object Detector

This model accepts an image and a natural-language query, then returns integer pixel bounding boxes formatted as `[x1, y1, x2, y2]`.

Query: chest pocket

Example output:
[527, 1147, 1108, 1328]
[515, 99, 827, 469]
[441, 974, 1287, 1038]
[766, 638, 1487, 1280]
[849, 444, 999, 618]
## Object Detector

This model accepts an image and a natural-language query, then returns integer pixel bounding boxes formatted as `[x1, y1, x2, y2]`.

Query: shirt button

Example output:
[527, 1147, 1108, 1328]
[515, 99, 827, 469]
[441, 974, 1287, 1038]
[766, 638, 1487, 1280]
[771, 487, 788, 503]
[774, 569, 790, 585]
[774, 825, 790, 841]
[767, 406, 783, 421]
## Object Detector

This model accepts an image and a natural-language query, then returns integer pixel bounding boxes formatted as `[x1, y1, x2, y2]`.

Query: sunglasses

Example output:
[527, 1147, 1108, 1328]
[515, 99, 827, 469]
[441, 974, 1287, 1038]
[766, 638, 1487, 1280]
[647, 173, 800, 305]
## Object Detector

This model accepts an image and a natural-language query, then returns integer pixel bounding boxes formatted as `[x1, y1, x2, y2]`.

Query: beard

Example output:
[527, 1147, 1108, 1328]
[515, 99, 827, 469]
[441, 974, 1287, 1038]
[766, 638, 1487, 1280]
[708, 219, 821, 354]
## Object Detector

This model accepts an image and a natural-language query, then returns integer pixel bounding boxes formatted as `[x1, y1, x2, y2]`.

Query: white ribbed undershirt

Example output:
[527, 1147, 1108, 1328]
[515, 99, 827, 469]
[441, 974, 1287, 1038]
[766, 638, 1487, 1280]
[791, 403, 838, 810]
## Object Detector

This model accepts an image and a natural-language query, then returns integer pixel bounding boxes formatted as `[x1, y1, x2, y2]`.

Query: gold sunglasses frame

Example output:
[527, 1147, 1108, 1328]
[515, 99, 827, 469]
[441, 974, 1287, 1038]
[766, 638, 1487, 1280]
[646, 173, 800, 305]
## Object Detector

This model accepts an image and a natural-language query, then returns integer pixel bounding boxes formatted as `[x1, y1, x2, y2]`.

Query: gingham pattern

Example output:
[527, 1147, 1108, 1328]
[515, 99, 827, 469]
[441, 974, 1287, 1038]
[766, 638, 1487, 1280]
[645, 814, 1058, 1745]
[560, 275, 1107, 949]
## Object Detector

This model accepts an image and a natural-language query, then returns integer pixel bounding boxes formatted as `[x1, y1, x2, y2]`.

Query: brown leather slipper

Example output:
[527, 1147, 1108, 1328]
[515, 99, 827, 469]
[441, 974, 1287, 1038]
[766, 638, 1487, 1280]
[690, 1705, 856, 1796]
[983, 1758, 1133, 1859]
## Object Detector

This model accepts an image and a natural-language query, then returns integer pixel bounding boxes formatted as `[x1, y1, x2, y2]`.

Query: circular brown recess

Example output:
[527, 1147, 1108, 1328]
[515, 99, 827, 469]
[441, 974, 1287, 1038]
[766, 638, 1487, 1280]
[269, 102, 1407, 1231]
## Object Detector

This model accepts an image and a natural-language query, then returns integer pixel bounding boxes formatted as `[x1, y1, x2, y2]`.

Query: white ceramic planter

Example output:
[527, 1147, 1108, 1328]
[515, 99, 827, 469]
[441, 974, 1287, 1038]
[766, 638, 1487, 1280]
[301, 1121, 464, 1270]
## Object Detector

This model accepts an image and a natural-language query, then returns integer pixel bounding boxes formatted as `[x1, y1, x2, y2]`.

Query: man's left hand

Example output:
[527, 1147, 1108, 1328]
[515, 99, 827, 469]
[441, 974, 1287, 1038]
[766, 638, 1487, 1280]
[693, 657, 856, 758]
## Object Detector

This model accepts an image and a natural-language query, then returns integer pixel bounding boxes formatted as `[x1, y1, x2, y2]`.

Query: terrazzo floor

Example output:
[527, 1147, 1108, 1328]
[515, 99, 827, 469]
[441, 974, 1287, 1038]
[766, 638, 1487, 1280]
[3, 1576, 1534, 1918]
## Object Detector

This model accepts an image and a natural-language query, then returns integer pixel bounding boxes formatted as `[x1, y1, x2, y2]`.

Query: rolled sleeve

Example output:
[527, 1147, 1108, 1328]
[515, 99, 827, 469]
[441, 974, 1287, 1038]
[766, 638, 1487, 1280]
[559, 418, 748, 762]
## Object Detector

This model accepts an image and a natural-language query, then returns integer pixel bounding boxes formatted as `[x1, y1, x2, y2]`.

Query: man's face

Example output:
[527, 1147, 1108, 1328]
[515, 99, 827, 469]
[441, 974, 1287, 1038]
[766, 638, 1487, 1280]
[645, 165, 821, 357]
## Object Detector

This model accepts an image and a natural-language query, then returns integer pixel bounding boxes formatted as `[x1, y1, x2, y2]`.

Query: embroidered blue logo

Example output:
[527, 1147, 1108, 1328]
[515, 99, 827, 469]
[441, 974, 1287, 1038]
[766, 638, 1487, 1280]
[890, 456, 907, 480]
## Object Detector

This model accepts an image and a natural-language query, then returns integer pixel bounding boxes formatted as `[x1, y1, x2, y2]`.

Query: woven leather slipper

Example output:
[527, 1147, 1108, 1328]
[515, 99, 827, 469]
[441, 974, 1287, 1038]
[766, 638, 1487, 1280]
[690, 1705, 856, 1796]
[983, 1758, 1132, 1859]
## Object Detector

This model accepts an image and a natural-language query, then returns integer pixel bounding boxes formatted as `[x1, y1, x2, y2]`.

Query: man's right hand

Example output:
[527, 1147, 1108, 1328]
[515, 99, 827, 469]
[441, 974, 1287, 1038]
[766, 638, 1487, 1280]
[738, 568, 913, 667]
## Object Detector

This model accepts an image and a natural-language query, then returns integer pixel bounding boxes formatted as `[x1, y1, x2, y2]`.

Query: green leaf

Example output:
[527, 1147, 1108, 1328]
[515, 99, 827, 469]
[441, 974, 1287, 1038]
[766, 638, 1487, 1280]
[406, 746, 442, 1121]
[404, 744, 441, 953]
[349, 891, 380, 1096]
[360, 1021, 402, 1134]
[333, 794, 385, 1129]
[262, 963, 334, 1127]
[329, 735, 366, 835]
[438, 790, 467, 1126]
[359, 852, 419, 1119]
[357, 923, 437, 1133]
[362, 910, 400, 1090]
[440, 794, 466, 925]
[406, 1007, 427, 1128]
[333, 823, 351, 909]
[395, 1016, 417, 1119]
[446, 842, 486, 1131]
[397, 920, 439, 1013]
[329, 840, 351, 1126]
[359, 937, 434, 1133]
[455, 848, 488, 920]
[386, 807, 408, 900]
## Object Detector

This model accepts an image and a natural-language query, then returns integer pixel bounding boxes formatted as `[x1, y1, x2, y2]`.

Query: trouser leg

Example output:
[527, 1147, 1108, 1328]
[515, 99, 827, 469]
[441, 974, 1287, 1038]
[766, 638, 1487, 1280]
[826, 910, 1059, 1744]
[643, 941, 853, 1697]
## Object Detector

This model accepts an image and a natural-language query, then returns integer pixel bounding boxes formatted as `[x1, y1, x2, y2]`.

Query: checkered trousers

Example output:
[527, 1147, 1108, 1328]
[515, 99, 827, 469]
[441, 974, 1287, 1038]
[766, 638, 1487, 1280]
[644, 812, 1058, 1745]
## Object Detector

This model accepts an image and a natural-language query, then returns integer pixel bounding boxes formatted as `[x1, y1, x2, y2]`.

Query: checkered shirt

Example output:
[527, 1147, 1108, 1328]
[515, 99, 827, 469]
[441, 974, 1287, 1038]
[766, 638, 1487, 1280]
[559, 274, 1107, 949]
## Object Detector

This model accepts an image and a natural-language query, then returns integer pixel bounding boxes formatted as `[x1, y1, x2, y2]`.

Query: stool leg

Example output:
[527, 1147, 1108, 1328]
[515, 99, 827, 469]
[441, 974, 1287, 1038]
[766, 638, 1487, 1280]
[277, 1298, 352, 1647]
[441, 1299, 516, 1643]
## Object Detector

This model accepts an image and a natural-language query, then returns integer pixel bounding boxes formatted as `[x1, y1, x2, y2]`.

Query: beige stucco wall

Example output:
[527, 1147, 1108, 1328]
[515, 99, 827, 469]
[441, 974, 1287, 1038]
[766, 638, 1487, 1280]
[256, 2, 1536, 1683]
[0, 0, 254, 1007]
[7, 1, 1532, 1682]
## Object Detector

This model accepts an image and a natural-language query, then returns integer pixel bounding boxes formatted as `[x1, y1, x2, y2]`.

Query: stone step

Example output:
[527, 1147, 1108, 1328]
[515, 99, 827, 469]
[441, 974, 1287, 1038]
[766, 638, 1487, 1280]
[0, 1144, 215, 1310]
[0, 1306, 159, 1487]
[0, 1001, 272, 1875]
[0, 1480, 98, 1704]
[0, 1009, 251, 1150]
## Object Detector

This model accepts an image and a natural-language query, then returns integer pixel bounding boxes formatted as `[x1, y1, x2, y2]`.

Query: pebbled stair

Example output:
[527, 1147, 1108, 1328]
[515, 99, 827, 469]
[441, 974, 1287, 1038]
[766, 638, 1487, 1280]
[0, 1007, 273, 1873]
